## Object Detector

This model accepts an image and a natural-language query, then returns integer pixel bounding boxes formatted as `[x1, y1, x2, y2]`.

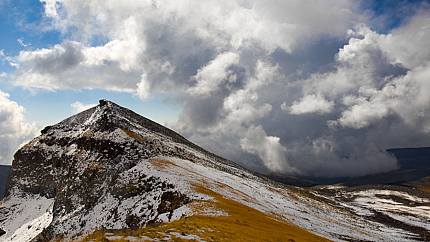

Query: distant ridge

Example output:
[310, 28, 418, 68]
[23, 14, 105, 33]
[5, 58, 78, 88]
[269, 147, 430, 186]
[0, 165, 11, 199]
[387, 147, 430, 169]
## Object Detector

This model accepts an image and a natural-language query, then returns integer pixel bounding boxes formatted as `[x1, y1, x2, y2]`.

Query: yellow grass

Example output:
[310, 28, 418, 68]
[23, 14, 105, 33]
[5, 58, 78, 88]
[82, 185, 329, 242]
[415, 179, 430, 194]
[121, 128, 146, 142]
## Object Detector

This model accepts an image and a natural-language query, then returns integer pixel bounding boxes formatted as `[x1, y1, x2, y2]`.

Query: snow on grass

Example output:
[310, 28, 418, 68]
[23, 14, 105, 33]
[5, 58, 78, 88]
[353, 189, 430, 203]
[148, 156, 430, 242]
[348, 189, 430, 231]
[157, 205, 192, 223]
[169, 232, 205, 241]
[0, 193, 54, 242]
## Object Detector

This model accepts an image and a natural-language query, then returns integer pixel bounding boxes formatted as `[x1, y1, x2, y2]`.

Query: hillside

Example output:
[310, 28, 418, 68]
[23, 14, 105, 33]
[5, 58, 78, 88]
[0, 100, 429, 241]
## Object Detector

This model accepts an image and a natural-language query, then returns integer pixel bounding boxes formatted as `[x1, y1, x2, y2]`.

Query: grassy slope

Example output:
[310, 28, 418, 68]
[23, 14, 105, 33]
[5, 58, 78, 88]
[409, 176, 430, 195]
[82, 185, 328, 242]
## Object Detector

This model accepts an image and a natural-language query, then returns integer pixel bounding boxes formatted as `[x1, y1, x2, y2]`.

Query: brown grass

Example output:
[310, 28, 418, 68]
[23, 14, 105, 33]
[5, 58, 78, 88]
[415, 182, 430, 195]
[150, 159, 176, 169]
[121, 128, 146, 142]
[409, 176, 430, 195]
[418, 185, 430, 194]
[81, 185, 329, 242]
[82, 130, 94, 138]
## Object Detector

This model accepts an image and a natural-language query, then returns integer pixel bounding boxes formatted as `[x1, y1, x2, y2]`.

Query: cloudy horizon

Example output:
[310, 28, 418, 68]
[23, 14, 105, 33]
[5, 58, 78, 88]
[1, 0, 430, 178]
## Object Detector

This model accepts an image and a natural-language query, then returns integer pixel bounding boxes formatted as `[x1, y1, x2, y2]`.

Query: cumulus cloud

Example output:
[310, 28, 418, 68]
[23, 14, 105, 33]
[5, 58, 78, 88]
[241, 125, 298, 174]
[14, 41, 141, 91]
[70, 101, 97, 114]
[0, 91, 37, 165]
[188, 52, 240, 96]
[287, 94, 334, 115]
[11, 0, 359, 92]
[4, 0, 430, 177]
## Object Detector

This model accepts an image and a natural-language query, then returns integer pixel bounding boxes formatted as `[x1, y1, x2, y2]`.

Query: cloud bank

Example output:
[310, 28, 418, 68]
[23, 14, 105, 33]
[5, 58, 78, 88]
[0, 91, 37, 165]
[5, 0, 430, 177]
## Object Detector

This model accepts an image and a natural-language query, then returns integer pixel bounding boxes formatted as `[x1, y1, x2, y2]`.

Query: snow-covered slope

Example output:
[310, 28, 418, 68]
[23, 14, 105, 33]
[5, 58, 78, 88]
[1, 100, 429, 241]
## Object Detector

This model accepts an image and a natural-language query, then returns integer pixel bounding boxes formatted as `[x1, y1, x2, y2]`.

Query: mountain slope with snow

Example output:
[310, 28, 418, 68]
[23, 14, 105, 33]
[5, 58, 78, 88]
[1, 100, 429, 241]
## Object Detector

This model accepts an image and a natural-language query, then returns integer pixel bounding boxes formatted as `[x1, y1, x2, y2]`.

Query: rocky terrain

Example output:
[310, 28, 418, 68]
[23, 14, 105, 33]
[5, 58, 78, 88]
[0, 100, 429, 241]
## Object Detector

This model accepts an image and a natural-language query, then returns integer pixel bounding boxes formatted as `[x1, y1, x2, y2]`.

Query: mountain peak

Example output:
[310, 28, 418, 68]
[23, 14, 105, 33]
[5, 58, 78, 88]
[38, 99, 237, 169]
[2, 100, 430, 242]
[42, 99, 160, 137]
[3, 99, 242, 240]
[98, 99, 110, 106]
[97, 99, 122, 110]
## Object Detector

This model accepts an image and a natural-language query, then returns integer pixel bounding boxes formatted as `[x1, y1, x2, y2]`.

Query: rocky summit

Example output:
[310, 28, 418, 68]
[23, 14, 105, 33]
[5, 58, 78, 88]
[1, 100, 429, 241]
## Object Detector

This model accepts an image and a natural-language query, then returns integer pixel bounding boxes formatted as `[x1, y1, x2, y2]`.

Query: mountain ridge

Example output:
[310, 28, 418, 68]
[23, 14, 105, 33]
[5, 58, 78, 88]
[1, 100, 429, 241]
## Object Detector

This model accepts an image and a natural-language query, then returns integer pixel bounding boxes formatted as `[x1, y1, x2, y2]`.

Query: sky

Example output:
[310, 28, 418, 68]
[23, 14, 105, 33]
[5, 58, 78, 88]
[0, 0, 430, 178]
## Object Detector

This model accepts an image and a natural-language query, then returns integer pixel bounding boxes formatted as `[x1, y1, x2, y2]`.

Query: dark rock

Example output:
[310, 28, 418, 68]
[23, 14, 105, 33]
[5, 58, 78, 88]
[157, 191, 190, 216]
[41, 125, 52, 134]
[125, 214, 141, 229]
[99, 99, 108, 106]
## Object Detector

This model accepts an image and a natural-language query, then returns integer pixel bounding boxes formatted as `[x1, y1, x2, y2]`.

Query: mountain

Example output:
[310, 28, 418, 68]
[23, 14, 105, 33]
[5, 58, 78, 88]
[387, 147, 430, 170]
[0, 165, 11, 199]
[1, 100, 429, 241]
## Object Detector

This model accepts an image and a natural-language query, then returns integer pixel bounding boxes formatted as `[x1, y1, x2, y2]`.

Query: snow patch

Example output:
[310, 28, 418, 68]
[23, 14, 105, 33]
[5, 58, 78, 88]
[0, 193, 54, 242]
[157, 205, 192, 223]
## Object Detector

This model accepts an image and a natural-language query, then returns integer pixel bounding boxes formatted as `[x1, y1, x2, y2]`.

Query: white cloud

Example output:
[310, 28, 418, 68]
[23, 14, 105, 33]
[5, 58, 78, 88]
[10, 0, 360, 94]
[188, 52, 240, 96]
[288, 94, 334, 115]
[222, 61, 277, 125]
[380, 12, 430, 69]
[14, 41, 140, 91]
[240, 125, 298, 174]
[70, 101, 97, 114]
[136, 74, 151, 99]
[40, 0, 58, 18]
[0, 90, 37, 165]
[337, 98, 391, 129]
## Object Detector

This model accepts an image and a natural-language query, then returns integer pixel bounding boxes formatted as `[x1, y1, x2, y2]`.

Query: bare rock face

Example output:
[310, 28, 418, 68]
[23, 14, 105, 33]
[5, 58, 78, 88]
[1, 100, 233, 240]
